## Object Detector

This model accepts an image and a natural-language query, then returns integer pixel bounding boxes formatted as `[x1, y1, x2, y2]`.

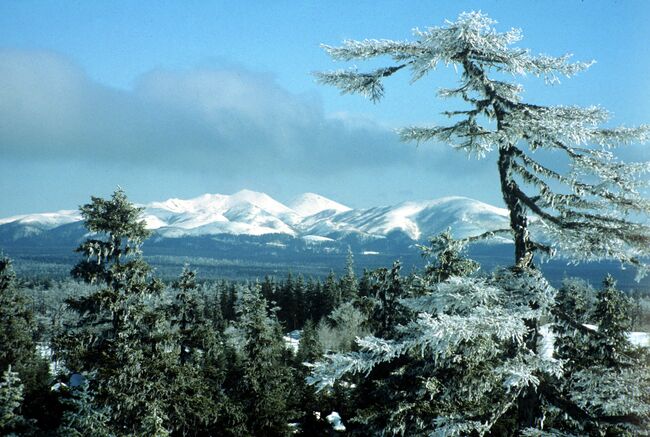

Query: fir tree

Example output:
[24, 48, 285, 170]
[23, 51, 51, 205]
[0, 366, 30, 436]
[552, 276, 650, 434]
[312, 11, 650, 434]
[551, 278, 594, 371]
[57, 188, 170, 433]
[317, 11, 650, 274]
[235, 284, 294, 436]
[57, 376, 112, 437]
[0, 256, 51, 430]
[339, 248, 359, 303]
[591, 275, 633, 367]
[171, 266, 201, 365]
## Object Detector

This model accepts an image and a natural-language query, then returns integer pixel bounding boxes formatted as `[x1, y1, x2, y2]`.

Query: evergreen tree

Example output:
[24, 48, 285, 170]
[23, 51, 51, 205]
[317, 11, 650, 274]
[166, 267, 243, 436]
[322, 270, 340, 315]
[551, 278, 594, 371]
[552, 276, 650, 434]
[171, 266, 201, 365]
[420, 229, 480, 283]
[0, 256, 52, 430]
[0, 366, 30, 436]
[235, 284, 294, 436]
[297, 319, 323, 365]
[591, 275, 633, 367]
[57, 188, 170, 433]
[339, 248, 359, 303]
[313, 11, 650, 434]
[295, 320, 329, 436]
[57, 377, 112, 437]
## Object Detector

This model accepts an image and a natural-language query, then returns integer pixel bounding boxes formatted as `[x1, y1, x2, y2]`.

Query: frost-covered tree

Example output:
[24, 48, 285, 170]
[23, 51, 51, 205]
[310, 259, 560, 435]
[552, 276, 650, 434]
[311, 12, 650, 434]
[57, 189, 171, 433]
[0, 366, 29, 436]
[339, 248, 359, 303]
[551, 278, 594, 371]
[316, 11, 650, 274]
[57, 377, 112, 437]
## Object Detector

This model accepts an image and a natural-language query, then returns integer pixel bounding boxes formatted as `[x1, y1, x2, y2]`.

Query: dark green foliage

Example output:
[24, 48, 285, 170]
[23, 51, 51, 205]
[420, 229, 480, 283]
[0, 256, 52, 431]
[235, 285, 295, 436]
[345, 236, 482, 435]
[552, 278, 596, 371]
[297, 319, 322, 365]
[550, 275, 650, 434]
[363, 261, 410, 338]
[339, 249, 359, 303]
[592, 275, 634, 368]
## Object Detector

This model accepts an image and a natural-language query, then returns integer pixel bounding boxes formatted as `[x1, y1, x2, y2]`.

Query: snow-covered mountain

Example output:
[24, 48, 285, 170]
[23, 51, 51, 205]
[0, 189, 511, 243]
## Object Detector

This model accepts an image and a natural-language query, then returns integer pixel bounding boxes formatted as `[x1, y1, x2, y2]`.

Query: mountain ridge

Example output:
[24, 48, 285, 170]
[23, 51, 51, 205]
[0, 190, 511, 243]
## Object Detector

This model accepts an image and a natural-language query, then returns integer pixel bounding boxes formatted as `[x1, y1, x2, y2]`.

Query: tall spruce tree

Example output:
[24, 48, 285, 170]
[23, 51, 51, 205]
[235, 284, 294, 436]
[311, 12, 650, 434]
[57, 188, 171, 434]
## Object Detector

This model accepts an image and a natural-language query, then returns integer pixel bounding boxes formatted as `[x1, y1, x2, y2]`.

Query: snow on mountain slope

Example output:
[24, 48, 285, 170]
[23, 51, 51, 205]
[0, 192, 511, 241]
[144, 190, 300, 234]
[299, 197, 510, 241]
[289, 193, 351, 217]
[0, 210, 81, 230]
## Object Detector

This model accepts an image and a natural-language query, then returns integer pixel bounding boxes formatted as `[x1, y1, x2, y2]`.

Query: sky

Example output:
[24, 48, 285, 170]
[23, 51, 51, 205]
[1, 0, 649, 216]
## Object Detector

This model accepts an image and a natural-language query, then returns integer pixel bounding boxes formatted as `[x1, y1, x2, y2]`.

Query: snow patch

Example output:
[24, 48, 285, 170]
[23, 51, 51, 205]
[326, 411, 346, 432]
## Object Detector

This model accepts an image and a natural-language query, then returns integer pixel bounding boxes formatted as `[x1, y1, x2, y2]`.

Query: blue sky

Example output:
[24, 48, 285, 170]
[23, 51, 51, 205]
[1, 0, 649, 216]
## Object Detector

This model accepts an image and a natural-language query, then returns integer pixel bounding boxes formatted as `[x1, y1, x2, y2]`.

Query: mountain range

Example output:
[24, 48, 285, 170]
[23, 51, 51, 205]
[2, 189, 646, 289]
[0, 189, 511, 243]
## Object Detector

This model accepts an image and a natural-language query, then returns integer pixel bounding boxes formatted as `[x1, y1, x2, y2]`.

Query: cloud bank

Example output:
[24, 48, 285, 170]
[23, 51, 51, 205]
[0, 50, 448, 173]
[0, 49, 503, 215]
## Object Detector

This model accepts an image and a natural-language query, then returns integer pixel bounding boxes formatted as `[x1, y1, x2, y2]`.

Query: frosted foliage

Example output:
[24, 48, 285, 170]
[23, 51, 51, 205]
[308, 272, 561, 434]
[317, 11, 650, 275]
[570, 366, 650, 418]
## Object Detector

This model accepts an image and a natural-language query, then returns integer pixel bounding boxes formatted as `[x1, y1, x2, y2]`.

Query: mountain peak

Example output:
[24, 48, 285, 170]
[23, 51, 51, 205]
[289, 193, 351, 217]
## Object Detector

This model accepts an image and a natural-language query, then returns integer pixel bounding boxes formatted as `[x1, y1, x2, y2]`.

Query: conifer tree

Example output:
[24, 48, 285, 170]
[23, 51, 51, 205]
[552, 276, 650, 434]
[0, 366, 29, 436]
[312, 11, 650, 434]
[235, 284, 294, 436]
[339, 248, 359, 303]
[57, 377, 112, 437]
[591, 275, 633, 367]
[317, 11, 650, 274]
[166, 267, 241, 436]
[57, 188, 169, 433]
[171, 266, 201, 365]
[0, 256, 51, 430]
[322, 270, 340, 315]
[551, 278, 594, 371]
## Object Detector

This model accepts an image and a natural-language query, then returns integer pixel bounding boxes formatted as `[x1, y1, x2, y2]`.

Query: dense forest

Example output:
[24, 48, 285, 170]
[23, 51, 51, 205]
[2, 11, 650, 436]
